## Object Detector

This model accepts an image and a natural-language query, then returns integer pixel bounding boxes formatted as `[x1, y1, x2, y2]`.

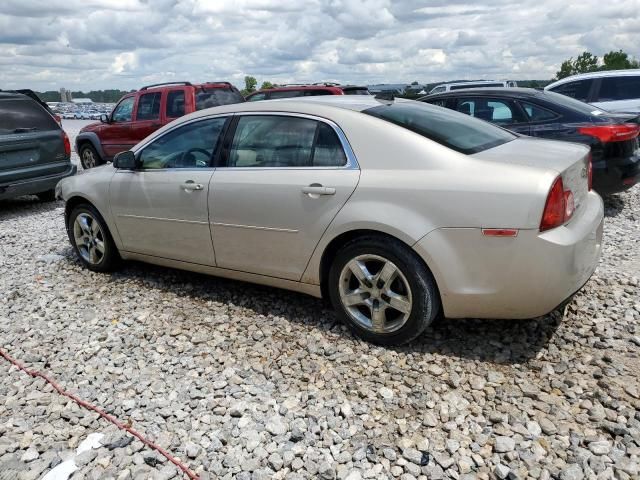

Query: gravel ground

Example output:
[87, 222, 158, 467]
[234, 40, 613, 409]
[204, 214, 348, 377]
[1, 121, 639, 480]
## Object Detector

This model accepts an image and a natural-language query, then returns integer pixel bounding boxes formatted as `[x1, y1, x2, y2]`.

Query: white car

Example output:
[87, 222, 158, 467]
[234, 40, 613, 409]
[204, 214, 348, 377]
[545, 69, 640, 113]
[429, 80, 518, 95]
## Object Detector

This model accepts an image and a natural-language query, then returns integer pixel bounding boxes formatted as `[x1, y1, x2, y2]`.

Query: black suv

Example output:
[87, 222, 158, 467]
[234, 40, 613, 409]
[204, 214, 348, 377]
[0, 92, 76, 201]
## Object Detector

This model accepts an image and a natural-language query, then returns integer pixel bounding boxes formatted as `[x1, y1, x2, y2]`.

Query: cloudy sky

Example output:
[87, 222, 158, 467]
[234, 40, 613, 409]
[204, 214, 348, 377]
[1, 0, 639, 92]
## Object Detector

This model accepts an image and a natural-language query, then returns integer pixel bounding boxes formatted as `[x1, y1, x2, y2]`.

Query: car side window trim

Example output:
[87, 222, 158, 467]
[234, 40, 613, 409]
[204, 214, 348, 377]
[217, 112, 359, 170]
[130, 115, 232, 171]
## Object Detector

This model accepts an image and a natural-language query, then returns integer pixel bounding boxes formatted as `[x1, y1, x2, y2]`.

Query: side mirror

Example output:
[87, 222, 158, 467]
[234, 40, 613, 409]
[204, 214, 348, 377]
[113, 151, 137, 170]
[100, 114, 110, 124]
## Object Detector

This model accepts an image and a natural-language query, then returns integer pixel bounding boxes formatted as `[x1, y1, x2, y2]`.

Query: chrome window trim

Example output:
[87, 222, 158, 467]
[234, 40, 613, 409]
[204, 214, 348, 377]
[129, 111, 360, 172]
[224, 111, 359, 171]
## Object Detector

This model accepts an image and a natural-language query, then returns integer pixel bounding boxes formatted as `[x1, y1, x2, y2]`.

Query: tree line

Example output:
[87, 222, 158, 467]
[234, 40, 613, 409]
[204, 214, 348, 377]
[555, 49, 639, 80]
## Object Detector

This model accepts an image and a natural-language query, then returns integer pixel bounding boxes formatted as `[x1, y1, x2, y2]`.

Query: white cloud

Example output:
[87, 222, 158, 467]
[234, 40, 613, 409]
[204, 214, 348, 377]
[0, 0, 638, 91]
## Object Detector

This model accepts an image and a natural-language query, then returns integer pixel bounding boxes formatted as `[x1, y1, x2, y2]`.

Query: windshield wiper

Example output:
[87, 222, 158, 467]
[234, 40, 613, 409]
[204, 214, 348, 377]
[13, 127, 37, 133]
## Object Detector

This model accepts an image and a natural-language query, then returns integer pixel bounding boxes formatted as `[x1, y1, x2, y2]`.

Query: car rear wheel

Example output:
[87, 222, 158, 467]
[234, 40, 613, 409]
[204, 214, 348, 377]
[79, 144, 102, 170]
[67, 204, 120, 272]
[328, 236, 440, 345]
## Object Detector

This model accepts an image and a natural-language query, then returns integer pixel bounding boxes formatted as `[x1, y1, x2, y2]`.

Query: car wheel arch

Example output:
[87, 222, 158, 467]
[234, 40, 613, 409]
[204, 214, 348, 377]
[318, 229, 442, 306]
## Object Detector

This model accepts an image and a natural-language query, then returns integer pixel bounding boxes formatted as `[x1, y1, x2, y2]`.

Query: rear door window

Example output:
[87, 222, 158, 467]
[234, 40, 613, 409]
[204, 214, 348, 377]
[195, 89, 244, 109]
[548, 79, 594, 102]
[520, 101, 558, 122]
[363, 102, 516, 154]
[597, 76, 640, 101]
[0, 99, 59, 134]
[136, 92, 161, 121]
[166, 90, 186, 118]
[227, 115, 347, 168]
[247, 93, 267, 102]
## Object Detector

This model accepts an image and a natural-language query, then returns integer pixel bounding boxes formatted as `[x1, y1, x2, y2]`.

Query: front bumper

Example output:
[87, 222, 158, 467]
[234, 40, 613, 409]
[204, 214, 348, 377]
[413, 191, 604, 319]
[0, 163, 77, 200]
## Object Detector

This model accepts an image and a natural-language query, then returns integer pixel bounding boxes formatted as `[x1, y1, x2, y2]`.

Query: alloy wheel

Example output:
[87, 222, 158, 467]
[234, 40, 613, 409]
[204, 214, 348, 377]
[338, 254, 413, 333]
[82, 149, 96, 168]
[73, 213, 105, 265]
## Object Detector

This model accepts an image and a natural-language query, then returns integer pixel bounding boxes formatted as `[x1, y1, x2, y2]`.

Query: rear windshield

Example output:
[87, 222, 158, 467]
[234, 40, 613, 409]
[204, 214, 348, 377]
[0, 98, 59, 135]
[450, 83, 504, 90]
[539, 90, 606, 116]
[363, 101, 516, 154]
[342, 87, 371, 95]
[195, 88, 244, 110]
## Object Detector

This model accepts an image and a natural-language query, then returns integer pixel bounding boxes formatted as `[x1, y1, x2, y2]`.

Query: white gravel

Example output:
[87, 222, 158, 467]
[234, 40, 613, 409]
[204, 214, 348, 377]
[0, 122, 639, 479]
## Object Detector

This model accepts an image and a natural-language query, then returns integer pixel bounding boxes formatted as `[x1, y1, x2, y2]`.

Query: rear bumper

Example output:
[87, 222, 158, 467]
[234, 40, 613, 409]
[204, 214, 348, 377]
[413, 191, 604, 319]
[593, 151, 640, 195]
[0, 163, 77, 200]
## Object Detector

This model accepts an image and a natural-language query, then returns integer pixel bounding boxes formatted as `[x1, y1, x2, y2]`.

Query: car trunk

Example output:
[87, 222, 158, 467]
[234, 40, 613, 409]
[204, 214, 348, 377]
[472, 137, 591, 212]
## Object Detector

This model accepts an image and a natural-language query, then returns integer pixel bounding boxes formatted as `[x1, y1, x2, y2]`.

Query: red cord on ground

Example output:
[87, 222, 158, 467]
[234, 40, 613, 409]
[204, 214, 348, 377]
[0, 348, 200, 480]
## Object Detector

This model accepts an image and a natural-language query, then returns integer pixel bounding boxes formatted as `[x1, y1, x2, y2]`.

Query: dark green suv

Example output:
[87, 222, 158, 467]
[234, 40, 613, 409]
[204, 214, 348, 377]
[0, 92, 76, 201]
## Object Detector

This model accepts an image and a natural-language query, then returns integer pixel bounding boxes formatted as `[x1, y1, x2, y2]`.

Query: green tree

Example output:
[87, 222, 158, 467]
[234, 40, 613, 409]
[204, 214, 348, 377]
[242, 76, 257, 95]
[555, 51, 599, 80]
[260, 81, 274, 90]
[602, 50, 640, 70]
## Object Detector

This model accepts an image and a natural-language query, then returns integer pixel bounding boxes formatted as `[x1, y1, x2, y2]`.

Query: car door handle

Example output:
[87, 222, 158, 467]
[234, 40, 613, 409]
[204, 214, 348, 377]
[181, 181, 203, 191]
[302, 184, 336, 196]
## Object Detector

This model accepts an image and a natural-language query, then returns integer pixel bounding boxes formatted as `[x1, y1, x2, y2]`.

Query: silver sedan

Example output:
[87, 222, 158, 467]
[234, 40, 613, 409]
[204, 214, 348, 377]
[57, 96, 603, 345]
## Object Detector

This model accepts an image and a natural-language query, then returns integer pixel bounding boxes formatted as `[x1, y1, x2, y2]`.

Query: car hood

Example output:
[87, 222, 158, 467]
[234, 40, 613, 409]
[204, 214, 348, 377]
[79, 121, 102, 133]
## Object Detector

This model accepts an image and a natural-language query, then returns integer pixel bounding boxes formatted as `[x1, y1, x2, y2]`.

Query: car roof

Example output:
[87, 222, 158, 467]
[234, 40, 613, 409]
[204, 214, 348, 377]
[0, 92, 29, 100]
[546, 69, 640, 89]
[438, 80, 507, 87]
[420, 87, 541, 100]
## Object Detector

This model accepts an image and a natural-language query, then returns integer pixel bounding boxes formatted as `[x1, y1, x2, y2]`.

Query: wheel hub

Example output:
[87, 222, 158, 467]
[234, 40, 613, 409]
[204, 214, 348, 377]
[338, 254, 413, 334]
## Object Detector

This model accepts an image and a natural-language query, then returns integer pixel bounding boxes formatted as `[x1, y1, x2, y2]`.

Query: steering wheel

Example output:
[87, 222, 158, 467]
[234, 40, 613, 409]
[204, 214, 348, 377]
[182, 148, 211, 168]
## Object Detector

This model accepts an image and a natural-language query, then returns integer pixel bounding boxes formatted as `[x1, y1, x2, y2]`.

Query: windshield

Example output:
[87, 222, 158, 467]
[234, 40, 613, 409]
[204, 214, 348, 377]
[363, 101, 516, 154]
[195, 88, 244, 110]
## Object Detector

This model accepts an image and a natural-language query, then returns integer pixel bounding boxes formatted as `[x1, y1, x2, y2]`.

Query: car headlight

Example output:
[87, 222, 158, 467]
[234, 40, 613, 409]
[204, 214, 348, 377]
[55, 181, 63, 200]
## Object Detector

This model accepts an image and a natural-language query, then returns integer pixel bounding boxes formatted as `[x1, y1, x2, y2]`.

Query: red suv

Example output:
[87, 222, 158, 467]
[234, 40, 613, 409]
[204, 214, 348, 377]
[76, 81, 244, 169]
[245, 83, 370, 101]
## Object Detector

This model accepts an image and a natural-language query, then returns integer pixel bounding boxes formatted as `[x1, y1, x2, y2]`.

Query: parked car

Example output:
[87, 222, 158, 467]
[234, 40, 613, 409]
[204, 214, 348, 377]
[0, 92, 75, 201]
[428, 80, 518, 95]
[57, 96, 602, 345]
[419, 88, 640, 195]
[75, 81, 245, 169]
[545, 70, 640, 113]
[245, 83, 370, 101]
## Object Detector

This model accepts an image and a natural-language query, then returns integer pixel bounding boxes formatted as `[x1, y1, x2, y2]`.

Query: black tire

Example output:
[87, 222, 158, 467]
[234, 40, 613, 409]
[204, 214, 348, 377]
[36, 189, 56, 202]
[67, 203, 120, 272]
[79, 143, 103, 170]
[328, 235, 440, 346]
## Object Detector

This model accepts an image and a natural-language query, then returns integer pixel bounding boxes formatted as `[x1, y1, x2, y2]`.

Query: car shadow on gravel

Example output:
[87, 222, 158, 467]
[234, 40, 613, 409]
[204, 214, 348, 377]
[69, 256, 562, 366]
[0, 196, 62, 221]
[603, 194, 626, 218]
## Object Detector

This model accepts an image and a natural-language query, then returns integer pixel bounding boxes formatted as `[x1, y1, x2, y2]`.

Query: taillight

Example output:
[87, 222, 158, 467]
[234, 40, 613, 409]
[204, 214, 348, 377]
[62, 131, 71, 157]
[577, 124, 639, 143]
[540, 176, 574, 231]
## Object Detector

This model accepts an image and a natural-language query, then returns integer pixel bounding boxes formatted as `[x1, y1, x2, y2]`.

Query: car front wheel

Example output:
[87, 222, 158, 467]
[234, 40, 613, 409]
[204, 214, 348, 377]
[67, 204, 120, 272]
[79, 144, 103, 170]
[328, 236, 440, 345]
